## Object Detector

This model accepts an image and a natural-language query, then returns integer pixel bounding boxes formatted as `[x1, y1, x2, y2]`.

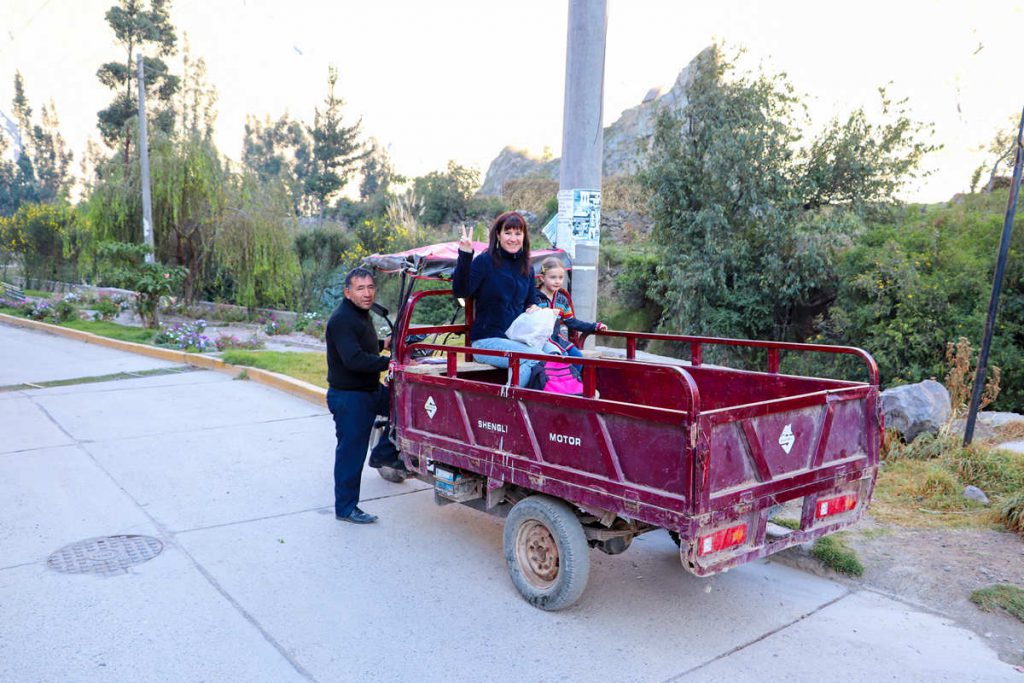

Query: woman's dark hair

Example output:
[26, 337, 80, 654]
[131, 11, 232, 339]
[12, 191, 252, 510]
[488, 211, 531, 276]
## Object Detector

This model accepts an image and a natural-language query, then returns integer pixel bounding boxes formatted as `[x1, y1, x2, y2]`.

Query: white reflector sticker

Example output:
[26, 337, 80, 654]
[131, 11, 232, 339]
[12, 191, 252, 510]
[819, 502, 828, 516]
[779, 423, 795, 454]
[702, 537, 713, 553]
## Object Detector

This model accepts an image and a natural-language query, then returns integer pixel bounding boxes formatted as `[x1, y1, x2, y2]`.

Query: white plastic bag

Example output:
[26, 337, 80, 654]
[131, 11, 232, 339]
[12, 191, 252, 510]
[505, 308, 558, 350]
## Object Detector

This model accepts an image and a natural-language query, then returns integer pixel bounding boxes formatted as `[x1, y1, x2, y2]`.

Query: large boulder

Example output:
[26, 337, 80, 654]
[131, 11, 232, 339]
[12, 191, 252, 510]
[881, 380, 951, 442]
[949, 411, 1024, 441]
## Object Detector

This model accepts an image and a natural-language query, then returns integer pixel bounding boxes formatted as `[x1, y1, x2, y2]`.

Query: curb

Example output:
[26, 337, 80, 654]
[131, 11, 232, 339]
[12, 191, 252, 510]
[0, 313, 327, 407]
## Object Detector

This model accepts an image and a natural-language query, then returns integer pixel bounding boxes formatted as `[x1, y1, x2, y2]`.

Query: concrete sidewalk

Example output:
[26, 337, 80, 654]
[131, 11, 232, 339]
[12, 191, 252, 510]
[1, 323, 1018, 682]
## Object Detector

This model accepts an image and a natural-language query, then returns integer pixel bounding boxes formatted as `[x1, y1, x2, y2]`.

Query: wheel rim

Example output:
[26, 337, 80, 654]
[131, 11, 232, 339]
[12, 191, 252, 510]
[515, 520, 559, 589]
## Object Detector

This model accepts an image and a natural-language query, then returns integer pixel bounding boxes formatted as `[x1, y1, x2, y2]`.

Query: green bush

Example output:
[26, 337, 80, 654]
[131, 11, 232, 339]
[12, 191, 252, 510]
[91, 297, 120, 321]
[824, 191, 1024, 410]
[95, 242, 186, 328]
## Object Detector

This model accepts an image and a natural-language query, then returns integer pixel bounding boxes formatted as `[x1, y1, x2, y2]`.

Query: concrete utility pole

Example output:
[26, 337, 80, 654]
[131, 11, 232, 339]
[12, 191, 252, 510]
[557, 0, 607, 340]
[136, 53, 155, 264]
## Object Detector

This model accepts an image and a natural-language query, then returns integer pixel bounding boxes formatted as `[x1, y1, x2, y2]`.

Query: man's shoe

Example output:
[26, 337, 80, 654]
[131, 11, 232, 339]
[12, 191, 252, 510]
[336, 507, 378, 524]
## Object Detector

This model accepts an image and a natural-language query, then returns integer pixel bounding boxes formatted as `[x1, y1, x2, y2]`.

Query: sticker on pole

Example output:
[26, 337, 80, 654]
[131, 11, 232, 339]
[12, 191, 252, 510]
[555, 188, 601, 257]
[424, 396, 437, 419]
[778, 424, 795, 454]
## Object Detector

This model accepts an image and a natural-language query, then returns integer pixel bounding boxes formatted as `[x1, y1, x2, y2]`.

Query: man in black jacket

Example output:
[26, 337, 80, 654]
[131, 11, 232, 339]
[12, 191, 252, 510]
[325, 267, 400, 524]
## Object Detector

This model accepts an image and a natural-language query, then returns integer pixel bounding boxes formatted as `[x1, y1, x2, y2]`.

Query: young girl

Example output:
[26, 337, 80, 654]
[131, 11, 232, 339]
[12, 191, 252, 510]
[535, 257, 606, 358]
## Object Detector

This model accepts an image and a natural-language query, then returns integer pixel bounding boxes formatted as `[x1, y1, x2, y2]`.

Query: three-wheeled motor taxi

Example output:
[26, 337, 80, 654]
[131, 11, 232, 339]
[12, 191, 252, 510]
[363, 241, 882, 611]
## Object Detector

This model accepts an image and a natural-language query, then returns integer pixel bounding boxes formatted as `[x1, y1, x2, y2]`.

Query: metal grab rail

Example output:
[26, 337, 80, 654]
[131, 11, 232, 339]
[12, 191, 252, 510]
[580, 330, 879, 386]
[400, 340, 702, 416]
[394, 289, 467, 362]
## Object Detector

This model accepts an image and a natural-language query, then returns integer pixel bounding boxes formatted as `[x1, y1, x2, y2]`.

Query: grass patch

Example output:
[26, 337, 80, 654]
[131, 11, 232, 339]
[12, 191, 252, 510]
[61, 319, 157, 344]
[970, 584, 1024, 623]
[810, 534, 864, 576]
[954, 445, 1024, 496]
[769, 516, 801, 530]
[874, 430, 1024, 531]
[24, 288, 51, 298]
[872, 459, 991, 527]
[1000, 492, 1024, 536]
[0, 366, 195, 392]
[220, 350, 327, 388]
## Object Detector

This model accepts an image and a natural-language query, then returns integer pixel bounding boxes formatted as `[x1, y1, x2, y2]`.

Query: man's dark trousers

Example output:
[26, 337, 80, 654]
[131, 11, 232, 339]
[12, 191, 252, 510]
[327, 385, 390, 517]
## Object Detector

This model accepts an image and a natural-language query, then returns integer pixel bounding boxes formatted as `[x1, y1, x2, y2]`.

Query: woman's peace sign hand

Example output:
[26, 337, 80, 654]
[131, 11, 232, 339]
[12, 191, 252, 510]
[458, 224, 473, 253]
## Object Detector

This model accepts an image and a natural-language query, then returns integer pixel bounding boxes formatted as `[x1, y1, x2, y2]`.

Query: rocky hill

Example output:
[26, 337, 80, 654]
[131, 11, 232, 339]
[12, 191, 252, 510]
[479, 47, 709, 196]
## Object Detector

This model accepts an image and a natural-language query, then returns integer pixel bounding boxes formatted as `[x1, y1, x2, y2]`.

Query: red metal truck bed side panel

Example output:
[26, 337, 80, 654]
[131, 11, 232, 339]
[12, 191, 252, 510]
[826, 399, 869, 463]
[521, 402, 616, 478]
[601, 412, 689, 496]
[707, 422, 759, 491]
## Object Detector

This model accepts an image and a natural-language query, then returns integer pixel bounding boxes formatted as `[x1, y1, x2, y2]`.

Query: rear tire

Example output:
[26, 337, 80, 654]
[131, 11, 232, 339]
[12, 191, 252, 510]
[503, 495, 590, 611]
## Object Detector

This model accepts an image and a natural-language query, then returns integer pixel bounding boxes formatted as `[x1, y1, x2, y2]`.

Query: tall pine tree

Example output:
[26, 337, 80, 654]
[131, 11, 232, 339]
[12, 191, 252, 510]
[96, 0, 179, 165]
[306, 66, 367, 220]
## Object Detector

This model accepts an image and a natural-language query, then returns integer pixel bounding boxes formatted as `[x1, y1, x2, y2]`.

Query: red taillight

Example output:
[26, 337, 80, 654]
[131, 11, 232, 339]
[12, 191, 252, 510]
[698, 524, 747, 556]
[815, 494, 858, 519]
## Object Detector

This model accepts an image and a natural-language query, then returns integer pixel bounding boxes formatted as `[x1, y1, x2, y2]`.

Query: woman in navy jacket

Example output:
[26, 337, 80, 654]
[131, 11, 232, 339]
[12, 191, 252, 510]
[452, 211, 556, 386]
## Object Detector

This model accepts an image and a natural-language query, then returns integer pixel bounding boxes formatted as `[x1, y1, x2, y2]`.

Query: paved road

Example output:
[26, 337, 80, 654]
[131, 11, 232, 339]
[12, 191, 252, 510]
[0, 323, 1018, 682]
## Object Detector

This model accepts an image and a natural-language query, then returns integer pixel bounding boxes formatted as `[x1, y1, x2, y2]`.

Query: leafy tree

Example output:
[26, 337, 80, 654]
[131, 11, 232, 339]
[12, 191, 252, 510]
[149, 46, 223, 301]
[359, 138, 400, 200]
[414, 161, 480, 226]
[11, 71, 32, 146]
[86, 46, 223, 301]
[30, 101, 74, 201]
[0, 153, 41, 216]
[241, 113, 311, 214]
[85, 152, 141, 246]
[149, 131, 225, 302]
[2, 202, 88, 283]
[1, 72, 74, 210]
[176, 38, 217, 140]
[214, 173, 299, 308]
[294, 223, 355, 310]
[96, 0, 179, 165]
[971, 113, 1022, 193]
[638, 45, 935, 344]
[306, 66, 367, 220]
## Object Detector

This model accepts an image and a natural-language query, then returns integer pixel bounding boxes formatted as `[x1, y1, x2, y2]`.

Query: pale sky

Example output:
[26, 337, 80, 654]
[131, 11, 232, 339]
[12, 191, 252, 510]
[1, 0, 1021, 202]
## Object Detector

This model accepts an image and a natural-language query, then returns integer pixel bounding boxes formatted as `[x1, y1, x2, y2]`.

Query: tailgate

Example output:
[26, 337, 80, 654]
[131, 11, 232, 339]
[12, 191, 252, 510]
[685, 386, 881, 575]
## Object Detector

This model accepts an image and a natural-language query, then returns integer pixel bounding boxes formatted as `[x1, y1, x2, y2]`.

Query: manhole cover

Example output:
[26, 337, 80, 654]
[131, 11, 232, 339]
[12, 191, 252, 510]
[47, 535, 164, 576]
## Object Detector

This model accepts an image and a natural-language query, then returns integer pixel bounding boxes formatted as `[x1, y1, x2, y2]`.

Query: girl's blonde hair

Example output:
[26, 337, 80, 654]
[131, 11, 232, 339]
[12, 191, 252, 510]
[538, 257, 565, 276]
